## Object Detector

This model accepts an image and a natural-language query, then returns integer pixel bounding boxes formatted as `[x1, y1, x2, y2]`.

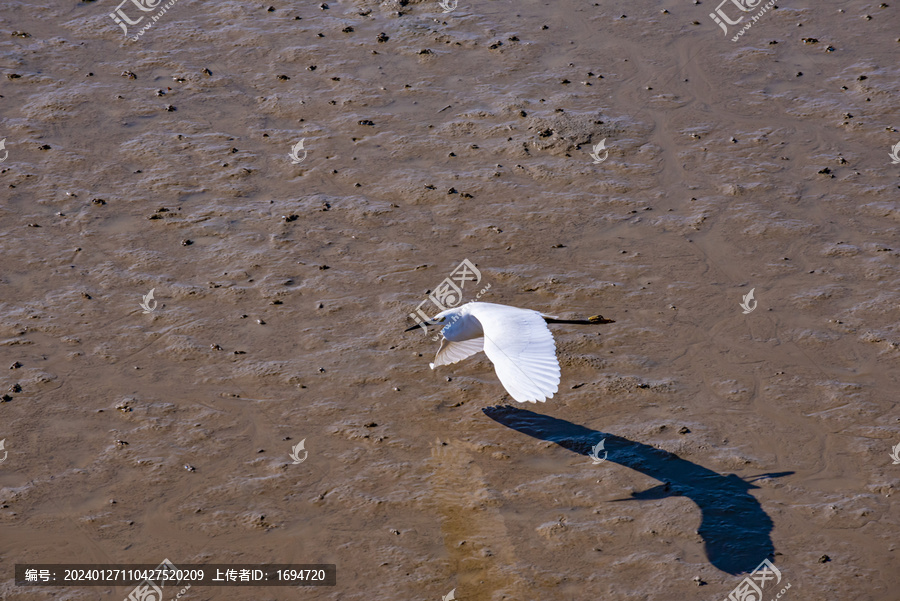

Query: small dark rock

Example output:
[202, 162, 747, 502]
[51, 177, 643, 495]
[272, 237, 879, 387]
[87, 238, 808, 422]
[376, 32, 389, 42]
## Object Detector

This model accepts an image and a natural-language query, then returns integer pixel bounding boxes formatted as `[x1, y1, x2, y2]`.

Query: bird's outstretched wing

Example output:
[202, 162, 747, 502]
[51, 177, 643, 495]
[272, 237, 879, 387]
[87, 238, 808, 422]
[470, 303, 560, 403]
[430, 337, 485, 369]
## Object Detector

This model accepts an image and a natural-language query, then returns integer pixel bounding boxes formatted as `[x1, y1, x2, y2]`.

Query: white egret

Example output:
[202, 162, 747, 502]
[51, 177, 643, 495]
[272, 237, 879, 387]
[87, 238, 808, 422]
[407, 302, 614, 403]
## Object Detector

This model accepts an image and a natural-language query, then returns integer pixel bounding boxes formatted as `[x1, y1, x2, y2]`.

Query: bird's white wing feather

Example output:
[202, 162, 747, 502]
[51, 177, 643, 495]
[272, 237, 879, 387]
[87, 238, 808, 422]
[470, 303, 560, 403]
[430, 337, 484, 369]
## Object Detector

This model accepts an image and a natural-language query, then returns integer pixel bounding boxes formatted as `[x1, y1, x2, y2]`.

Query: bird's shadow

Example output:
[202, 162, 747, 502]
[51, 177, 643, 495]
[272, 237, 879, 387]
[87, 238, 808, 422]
[482, 405, 792, 575]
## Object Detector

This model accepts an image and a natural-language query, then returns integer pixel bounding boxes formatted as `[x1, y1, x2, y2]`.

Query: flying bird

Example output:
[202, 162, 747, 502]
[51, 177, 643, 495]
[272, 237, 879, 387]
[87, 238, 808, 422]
[407, 302, 614, 403]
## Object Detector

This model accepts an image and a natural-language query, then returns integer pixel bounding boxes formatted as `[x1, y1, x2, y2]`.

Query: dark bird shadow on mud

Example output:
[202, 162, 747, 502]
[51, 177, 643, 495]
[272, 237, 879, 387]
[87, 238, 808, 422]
[482, 405, 792, 575]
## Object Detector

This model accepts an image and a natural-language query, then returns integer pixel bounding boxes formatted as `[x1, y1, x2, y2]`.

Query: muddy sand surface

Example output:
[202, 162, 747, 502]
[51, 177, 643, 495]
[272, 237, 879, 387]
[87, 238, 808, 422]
[0, 0, 898, 599]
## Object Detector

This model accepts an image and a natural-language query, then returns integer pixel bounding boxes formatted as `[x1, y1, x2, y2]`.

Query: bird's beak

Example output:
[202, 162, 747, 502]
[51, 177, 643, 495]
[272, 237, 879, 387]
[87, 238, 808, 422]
[405, 323, 431, 332]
